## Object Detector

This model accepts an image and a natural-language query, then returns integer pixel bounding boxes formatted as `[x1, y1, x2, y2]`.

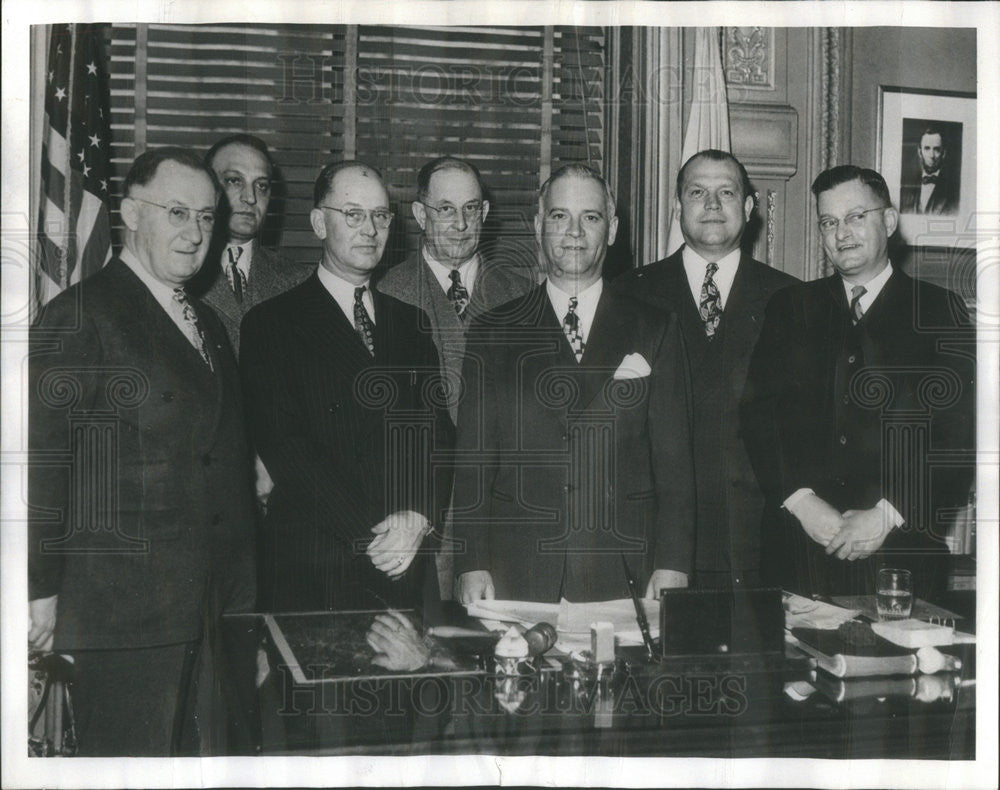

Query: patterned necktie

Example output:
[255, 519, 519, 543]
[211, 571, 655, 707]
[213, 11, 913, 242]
[227, 247, 246, 303]
[699, 261, 722, 339]
[850, 284, 867, 325]
[562, 296, 585, 363]
[354, 285, 376, 357]
[447, 268, 470, 320]
[172, 288, 213, 369]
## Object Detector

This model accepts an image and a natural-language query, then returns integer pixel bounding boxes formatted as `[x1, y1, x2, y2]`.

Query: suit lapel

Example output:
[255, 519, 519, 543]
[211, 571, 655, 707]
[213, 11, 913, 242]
[716, 254, 769, 360]
[577, 288, 634, 409]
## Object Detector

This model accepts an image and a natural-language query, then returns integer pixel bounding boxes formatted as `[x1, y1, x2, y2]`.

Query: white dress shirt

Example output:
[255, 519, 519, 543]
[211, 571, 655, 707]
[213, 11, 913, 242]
[546, 277, 603, 347]
[120, 248, 202, 351]
[225, 239, 253, 279]
[682, 245, 741, 309]
[317, 263, 375, 325]
[424, 247, 479, 297]
[840, 259, 893, 319]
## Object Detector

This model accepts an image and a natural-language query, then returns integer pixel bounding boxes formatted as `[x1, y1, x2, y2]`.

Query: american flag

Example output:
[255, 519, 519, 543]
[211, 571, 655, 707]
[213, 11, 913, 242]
[36, 23, 113, 310]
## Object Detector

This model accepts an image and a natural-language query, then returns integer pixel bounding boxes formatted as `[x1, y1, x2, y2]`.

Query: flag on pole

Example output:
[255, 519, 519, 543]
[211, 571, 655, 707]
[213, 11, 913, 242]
[666, 28, 732, 256]
[36, 23, 113, 310]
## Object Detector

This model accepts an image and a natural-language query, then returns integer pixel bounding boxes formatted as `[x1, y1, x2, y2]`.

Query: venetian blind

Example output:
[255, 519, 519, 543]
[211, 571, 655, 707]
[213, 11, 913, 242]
[106, 24, 606, 269]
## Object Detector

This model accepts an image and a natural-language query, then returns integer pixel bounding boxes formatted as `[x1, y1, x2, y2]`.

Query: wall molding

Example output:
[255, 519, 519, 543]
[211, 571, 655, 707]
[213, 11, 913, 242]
[729, 103, 799, 180]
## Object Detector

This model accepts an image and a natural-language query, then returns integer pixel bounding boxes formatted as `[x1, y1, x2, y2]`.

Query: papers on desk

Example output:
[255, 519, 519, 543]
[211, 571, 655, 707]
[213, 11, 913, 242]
[465, 598, 660, 654]
[783, 592, 860, 630]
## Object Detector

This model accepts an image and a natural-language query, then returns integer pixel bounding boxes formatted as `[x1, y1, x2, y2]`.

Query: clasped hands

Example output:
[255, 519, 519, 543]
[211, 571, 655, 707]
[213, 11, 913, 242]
[790, 493, 892, 561]
[366, 509, 431, 578]
[456, 568, 688, 604]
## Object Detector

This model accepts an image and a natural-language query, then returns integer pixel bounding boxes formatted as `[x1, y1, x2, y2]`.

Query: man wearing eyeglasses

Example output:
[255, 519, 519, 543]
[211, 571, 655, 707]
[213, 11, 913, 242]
[28, 148, 256, 755]
[377, 157, 531, 599]
[452, 164, 695, 604]
[240, 161, 454, 613]
[741, 165, 974, 599]
[377, 157, 532, 423]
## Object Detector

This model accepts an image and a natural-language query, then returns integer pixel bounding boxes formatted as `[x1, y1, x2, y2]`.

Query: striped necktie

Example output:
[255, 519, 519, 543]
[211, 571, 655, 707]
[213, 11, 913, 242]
[850, 285, 867, 325]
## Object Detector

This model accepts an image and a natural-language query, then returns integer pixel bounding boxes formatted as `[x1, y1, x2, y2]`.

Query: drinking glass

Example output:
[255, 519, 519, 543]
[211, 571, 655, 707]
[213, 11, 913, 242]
[876, 568, 914, 621]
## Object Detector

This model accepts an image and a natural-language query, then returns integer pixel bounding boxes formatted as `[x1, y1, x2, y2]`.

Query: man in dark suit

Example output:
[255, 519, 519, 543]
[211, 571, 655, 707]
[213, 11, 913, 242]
[899, 125, 959, 215]
[453, 164, 695, 604]
[741, 165, 974, 599]
[377, 157, 532, 598]
[240, 162, 454, 612]
[615, 150, 797, 589]
[28, 148, 256, 755]
[193, 134, 312, 353]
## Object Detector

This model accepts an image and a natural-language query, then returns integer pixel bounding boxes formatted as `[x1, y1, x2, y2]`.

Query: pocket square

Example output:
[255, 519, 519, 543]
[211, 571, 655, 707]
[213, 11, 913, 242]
[613, 353, 651, 380]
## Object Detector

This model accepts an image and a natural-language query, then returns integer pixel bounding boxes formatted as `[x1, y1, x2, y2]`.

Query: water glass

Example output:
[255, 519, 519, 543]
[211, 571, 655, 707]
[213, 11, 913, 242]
[876, 568, 914, 621]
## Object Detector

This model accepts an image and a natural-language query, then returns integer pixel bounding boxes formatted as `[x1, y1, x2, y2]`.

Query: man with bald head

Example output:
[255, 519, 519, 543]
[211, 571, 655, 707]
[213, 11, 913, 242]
[452, 164, 695, 603]
[240, 162, 453, 612]
[615, 149, 797, 591]
[28, 148, 255, 754]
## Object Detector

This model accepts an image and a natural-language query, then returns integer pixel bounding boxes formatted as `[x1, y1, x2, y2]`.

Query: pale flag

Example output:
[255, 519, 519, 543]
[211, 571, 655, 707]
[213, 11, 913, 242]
[665, 28, 732, 256]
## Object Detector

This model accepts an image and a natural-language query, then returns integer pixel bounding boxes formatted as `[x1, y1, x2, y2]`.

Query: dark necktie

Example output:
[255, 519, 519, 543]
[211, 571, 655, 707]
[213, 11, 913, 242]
[562, 297, 585, 363]
[172, 288, 213, 369]
[921, 174, 939, 185]
[850, 284, 867, 325]
[699, 261, 722, 339]
[354, 285, 376, 357]
[227, 247, 246, 303]
[447, 268, 470, 320]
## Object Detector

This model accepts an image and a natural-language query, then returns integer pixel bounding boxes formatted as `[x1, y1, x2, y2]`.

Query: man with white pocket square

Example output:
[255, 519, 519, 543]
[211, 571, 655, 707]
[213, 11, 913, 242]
[452, 164, 696, 603]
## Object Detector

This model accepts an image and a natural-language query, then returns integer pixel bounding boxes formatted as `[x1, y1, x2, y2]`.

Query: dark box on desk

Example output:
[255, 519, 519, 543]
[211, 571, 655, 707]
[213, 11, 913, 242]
[658, 588, 784, 658]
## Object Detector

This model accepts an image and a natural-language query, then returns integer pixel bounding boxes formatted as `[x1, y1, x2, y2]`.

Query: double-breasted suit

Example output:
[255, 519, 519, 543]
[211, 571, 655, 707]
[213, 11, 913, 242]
[29, 258, 256, 649]
[451, 284, 696, 602]
[240, 273, 455, 611]
[376, 250, 533, 422]
[615, 249, 797, 587]
[740, 268, 975, 598]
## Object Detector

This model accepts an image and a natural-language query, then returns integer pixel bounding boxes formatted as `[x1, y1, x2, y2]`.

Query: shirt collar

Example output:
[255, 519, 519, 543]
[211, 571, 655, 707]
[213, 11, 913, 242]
[681, 244, 742, 308]
[225, 239, 254, 274]
[423, 246, 479, 295]
[317, 262, 374, 324]
[841, 260, 893, 313]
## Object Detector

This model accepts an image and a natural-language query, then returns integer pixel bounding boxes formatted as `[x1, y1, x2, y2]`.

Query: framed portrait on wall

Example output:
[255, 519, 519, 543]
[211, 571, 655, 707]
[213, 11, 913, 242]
[877, 86, 976, 249]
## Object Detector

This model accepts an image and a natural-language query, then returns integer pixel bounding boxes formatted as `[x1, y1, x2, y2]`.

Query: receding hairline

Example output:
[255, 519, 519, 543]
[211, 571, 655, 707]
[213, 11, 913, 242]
[322, 163, 388, 201]
[209, 140, 274, 173]
[538, 168, 616, 216]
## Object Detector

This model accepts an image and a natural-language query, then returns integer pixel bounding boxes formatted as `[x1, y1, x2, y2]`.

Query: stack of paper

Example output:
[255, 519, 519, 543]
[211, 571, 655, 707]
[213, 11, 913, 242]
[783, 592, 861, 630]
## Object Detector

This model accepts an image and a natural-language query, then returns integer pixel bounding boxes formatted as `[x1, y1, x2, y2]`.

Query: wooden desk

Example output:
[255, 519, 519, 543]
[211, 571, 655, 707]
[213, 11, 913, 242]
[218, 612, 975, 759]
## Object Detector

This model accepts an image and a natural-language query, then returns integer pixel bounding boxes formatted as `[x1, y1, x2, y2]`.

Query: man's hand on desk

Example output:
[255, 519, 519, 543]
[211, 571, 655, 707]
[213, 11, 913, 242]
[644, 569, 688, 599]
[29, 595, 57, 652]
[787, 492, 844, 547]
[826, 507, 891, 561]
[367, 510, 431, 578]
[366, 610, 429, 671]
[456, 571, 495, 604]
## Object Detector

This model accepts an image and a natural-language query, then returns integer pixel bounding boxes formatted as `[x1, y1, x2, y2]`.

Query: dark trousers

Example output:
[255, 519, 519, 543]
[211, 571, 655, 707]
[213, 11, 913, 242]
[70, 642, 199, 756]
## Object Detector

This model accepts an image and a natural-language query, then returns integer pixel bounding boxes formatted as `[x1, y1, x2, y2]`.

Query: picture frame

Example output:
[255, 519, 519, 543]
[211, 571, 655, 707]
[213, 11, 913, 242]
[877, 86, 977, 249]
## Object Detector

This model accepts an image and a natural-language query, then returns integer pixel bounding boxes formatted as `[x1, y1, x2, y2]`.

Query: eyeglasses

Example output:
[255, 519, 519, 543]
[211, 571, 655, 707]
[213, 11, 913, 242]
[319, 205, 394, 229]
[420, 201, 485, 222]
[131, 197, 216, 231]
[817, 206, 886, 234]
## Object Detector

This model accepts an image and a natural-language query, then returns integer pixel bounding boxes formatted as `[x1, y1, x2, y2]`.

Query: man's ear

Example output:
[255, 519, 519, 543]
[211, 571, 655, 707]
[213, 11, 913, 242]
[481, 199, 491, 224]
[743, 194, 755, 223]
[534, 212, 542, 245]
[607, 215, 619, 247]
[309, 207, 326, 240]
[412, 201, 427, 231]
[120, 196, 140, 231]
[882, 206, 900, 237]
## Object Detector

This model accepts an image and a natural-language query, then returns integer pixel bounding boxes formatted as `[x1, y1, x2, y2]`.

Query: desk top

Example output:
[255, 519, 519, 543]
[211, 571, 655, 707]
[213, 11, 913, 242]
[219, 610, 975, 759]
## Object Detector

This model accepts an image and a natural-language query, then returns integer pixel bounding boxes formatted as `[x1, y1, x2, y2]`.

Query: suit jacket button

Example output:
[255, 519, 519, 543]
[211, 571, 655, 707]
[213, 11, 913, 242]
[161, 391, 174, 402]
[839, 435, 847, 445]
[202, 454, 212, 466]
[848, 355, 857, 364]
[562, 434, 569, 442]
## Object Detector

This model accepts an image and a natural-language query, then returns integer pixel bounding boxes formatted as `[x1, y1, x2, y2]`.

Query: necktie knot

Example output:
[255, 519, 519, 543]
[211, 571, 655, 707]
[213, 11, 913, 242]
[447, 267, 470, 320]
[353, 285, 376, 357]
[699, 262, 722, 339]
[562, 296, 584, 362]
[850, 284, 867, 324]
